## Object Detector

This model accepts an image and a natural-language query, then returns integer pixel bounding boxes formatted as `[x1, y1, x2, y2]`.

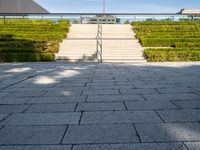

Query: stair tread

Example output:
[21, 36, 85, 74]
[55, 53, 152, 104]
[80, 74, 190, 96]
[57, 24, 146, 62]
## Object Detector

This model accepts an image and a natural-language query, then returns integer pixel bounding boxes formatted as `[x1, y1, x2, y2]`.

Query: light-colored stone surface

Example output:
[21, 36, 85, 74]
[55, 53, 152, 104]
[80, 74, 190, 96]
[73, 143, 188, 150]
[56, 24, 146, 62]
[0, 61, 200, 149]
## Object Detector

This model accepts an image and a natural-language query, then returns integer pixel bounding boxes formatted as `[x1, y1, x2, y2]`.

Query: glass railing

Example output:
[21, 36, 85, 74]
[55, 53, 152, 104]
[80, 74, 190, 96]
[0, 13, 199, 24]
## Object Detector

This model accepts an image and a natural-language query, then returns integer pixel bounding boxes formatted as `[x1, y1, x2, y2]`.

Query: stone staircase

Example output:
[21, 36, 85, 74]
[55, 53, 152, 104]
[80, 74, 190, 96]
[55, 24, 146, 62]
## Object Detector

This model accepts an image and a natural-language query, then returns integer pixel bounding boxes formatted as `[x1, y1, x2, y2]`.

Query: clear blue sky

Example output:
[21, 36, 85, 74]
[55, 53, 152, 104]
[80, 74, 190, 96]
[35, 0, 200, 13]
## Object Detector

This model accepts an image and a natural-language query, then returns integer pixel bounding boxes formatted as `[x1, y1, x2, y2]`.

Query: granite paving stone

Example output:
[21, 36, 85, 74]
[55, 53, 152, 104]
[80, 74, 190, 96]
[156, 88, 196, 94]
[173, 100, 200, 109]
[0, 92, 7, 98]
[2, 87, 47, 92]
[0, 126, 66, 144]
[28, 96, 86, 104]
[82, 90, 119, 95]
[73, 143, 188, 150]
[0, 62, 200, 148]
[120, 89, 158, 95]
[184, 142, 200, 150]
[76, 102, 126, 111]
[25, 103, 77, 113]
[87, 95, 145, 102]
[4, 91, 45, 98]
[0, 98, 31, 105]
[62, 124, 139, 144]
[1, 112, 81, 125]
[90, 85, 134, 90]
[0, 114, 9, 122]
[135, 123, 200, 142]
[0, 105, 30, 113]
[157, 109, 200, 122]
[125, 100, 178, 110]
[44, 90, 82, 97]
[81, 111, 162, 124]
[143, 93, 200, 101]
[0, 125, 3, 130]
[0, 145, 72, 150]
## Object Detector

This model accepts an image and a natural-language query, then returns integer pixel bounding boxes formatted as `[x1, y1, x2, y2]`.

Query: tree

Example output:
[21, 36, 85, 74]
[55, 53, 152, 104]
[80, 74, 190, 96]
[124, 20, 130, 24]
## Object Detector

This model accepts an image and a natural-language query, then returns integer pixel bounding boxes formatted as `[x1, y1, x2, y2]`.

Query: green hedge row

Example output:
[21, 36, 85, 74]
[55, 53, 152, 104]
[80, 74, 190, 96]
[0, 34, 66, 42]
[132, 21, 200, 62]
[0, 26, 69, 32]
[144, 48, 200, 62]
[133, 26, 200, 33]
[140, 37, 200, 47]
[132, 21, 200, 26]
[0, 19, 70, 62]
[0, 53, 55, 62]
[0, 40, 59, 53]
[0, 19, 70, 25]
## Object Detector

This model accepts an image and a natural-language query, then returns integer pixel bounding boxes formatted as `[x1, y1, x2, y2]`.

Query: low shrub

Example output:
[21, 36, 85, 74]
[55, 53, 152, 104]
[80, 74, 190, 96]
[140, 37, 200, 47]
[0, 53, 55, 62]
[144, 48, 200, 62]
[0, 40, 59, 53]
[0, 19, 70, 62]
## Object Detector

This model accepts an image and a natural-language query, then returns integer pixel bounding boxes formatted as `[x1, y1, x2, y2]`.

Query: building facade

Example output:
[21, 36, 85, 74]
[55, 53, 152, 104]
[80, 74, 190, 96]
[180, 9, 200, 15]
[0, 0, 49, 13]
[81, 15, 117, 24]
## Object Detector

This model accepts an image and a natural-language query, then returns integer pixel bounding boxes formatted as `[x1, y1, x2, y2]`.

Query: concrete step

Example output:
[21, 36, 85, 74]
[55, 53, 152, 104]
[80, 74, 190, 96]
[56, 59, 98, 62]
[56, 24, 146, 62]
[68, 35, 135, 38]
[58, 51, 144, 54]
[103, 59, 147, 63]
[102, 56, 145, 59]
[56, 55, 97, 58]
[57, 54, 144, 58]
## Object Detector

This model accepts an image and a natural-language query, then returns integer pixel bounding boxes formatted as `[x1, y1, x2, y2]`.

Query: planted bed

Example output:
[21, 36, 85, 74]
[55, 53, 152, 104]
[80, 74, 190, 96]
[0, 19, 70, 62]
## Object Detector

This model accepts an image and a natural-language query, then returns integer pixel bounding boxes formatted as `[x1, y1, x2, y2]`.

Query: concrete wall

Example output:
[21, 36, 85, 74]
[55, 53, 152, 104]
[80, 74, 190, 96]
[0, 0, 49, 13]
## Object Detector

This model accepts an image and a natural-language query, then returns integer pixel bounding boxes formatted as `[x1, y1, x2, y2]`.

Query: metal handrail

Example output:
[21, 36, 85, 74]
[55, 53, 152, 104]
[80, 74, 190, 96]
[96, 18, 103, 62]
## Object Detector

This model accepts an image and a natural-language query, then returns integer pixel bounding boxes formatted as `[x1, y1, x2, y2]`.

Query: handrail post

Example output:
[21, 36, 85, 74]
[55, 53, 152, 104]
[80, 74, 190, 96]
[96, 16, 103, 63]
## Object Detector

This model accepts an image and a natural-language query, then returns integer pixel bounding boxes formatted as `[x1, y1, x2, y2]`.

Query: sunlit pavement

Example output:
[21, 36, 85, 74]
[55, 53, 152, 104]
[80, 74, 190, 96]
[0, 62, 200, 150]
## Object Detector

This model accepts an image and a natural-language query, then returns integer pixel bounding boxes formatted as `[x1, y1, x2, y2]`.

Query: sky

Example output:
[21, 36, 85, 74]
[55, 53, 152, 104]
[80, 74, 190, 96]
[35, 0, 200, 13]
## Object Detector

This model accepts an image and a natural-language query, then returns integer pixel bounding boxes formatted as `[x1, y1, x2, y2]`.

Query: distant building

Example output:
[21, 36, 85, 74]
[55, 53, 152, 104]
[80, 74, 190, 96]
[180, 9, 200, 15]
[81, 15, 117, 24]
[0, 0, 49, 13]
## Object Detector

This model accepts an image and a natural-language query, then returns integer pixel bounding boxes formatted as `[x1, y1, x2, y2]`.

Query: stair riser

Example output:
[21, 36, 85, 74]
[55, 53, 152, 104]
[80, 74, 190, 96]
[57, 24, 146, 62]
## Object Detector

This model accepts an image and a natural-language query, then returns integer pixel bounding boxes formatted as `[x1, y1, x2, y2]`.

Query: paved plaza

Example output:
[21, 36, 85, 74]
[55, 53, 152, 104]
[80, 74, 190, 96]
[0, 62, 200, 150]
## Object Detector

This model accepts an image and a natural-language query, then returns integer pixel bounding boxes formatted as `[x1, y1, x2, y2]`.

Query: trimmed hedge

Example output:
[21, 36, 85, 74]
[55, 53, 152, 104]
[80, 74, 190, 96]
[0, 41, 59, 53]
[132, 21, 200, 62]
[144, 48, 200, 62]
[0, 53, 55, 62]
[132, 21, 200, 48]
[0, 19, 70, 62]
[140, 37, 200, 47]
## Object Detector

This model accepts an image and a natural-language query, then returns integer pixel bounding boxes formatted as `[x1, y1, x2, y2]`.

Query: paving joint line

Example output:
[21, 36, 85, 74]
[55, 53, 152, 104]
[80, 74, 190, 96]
[169, 100, 181, 109]
[182, 142, 190, 150]
[60, 125, 69, 144]
[78, 112, 83, 125]
[154, 88, 161, 94]
[0, 113, 12, 123]
[22, 104, 33, 113]
[74, 103, 79, 112]
[0, 141, 199, 146]
[133, 123, 142, 143]
[123, 101, 128, 111]
[85, 95, 88, 103]
[0, 75, 37, 91]
[154, 110, 166, 123]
